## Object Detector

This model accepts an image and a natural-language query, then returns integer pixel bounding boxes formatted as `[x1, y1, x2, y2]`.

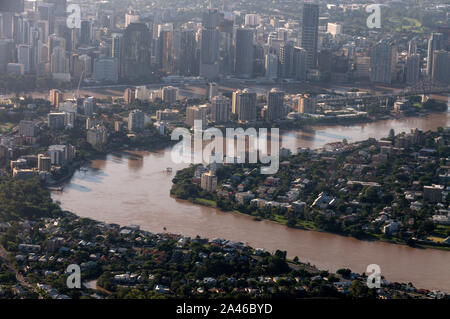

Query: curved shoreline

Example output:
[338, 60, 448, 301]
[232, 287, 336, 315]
[51, 110, 450, 292]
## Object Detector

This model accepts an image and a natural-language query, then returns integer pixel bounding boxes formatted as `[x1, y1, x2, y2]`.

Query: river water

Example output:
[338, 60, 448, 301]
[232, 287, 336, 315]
[52, 112, 450, 292]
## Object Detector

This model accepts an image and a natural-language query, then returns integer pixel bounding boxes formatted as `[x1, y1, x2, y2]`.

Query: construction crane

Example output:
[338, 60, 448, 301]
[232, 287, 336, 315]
[73, 70, 85, 100]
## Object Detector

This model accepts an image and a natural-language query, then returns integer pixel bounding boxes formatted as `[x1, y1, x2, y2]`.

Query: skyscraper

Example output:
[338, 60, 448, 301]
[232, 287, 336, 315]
[50, 46, 67, 74]
[266, 89, 284, 122]
[80, 20, 92, 45]
[234, 28, 254, 78]
[298, 95, 316, 114]
[218, 13, 234, 75]
[370, 40, 397, 84]
[0, 0, 24, 13]
[0, 39, 14, 72]
[162, 86, 178, 105]
[128, 110, 145, 132]
[265, 53, 278, 79]
[299, 2, 319, 70]
[293, 46, 308, 81]
[200, 9, 220, 79]
[157, 24, 173, 74]
[121, 23, 152, 79]
[93, 57, 119, 83]
[405, 54, 420, 84]
[279, 42, 295, 78]
[18, 44, 31, 73]
[211, 95, 231, 123]
[45, 0, 66, 16]
[232, 89, 257, 123]
[111, 33, 123, 76]
[431, 50, 450, 85]
[427, 33, 444, 76]
[179, 28, 198, 76]
[186, 105, 208, 129]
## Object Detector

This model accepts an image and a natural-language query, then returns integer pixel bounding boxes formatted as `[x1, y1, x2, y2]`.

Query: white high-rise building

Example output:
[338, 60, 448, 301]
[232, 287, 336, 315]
[201, 170, 218, 192]
[327, 23, 343, 36]
[244, 14, 260, 27]
[128, 110, 145, 132]
[186, 105, 208, 129]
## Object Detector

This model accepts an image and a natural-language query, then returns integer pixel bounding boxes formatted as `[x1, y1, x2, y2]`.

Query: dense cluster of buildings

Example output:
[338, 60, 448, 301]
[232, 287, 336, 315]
[189, 128, 450, 245]
[0, 1, 448, 86]
[1, 212, 447, 299]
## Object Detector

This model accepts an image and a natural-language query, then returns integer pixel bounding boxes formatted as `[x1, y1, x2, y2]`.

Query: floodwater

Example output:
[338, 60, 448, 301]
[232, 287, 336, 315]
[52, 111, 450, 291]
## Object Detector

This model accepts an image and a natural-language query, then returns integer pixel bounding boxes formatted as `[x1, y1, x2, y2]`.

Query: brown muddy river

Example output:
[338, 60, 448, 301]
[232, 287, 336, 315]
[52, 111, 450, 291]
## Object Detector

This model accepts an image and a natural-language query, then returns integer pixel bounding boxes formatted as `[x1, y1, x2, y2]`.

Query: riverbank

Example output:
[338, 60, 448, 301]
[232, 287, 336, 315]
[45, 137, 176, 189]
[182, 195, 450, 252]
[171, 126, 450, 251]
[51, 111, 450, 292]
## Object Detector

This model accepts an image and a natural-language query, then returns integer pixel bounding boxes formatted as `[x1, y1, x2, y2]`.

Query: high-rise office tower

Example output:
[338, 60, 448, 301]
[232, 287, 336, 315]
[370, 40, 397, 84]
[298, 94, 316, 114]
[54, 18, 72, 51]
[232, 89, 257, 123]
[211, 95, 231, 123]
[293, 46, 307, 81]
[111, 33, 122, 75]
[48, 34, 66, 57]
[29, 27, 40, 72]
[207, 82, 218, 101]
[50, 46, 67, 74]
[266, 88, 284, 122]
[45, 0, 66, 16]
[265, 53, 278, 79]
[186, 105, 208, 129]
[83, 97, 94, 116]
[200, 9, 220, 79]
[218, 13, 234, 75]
[18, 44, 31, 73]
[0, 0, 24, 13]
[112, 33, 122, 58]
[50, 89, 64, 107]
[80, 20, 92, 45]
[44, 0, 67, 16]
[299, 2, 319, 70]
[162, 86, 178, 105]
[158, 24, 173, 74]
[94, 57, 119, 83]
[37, 3, 55, 35]
[0, 11, 15, 39]
[121, 23, 152, 79]
[234, 28, 254, 78]
[431, 50, 450, 84]
[124, 88, 135, 105]
[179, 28, 198, 76]
[427, 33, 444, 76]
[279, 42, 295, 78]
[93, 57, 119, 83]
[128, 110, 145, 132]
[318, 49, 332, 75]
[0, 39, 14, 72]
[408, 39, 417, 55]
[405, 54, 420, 84]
